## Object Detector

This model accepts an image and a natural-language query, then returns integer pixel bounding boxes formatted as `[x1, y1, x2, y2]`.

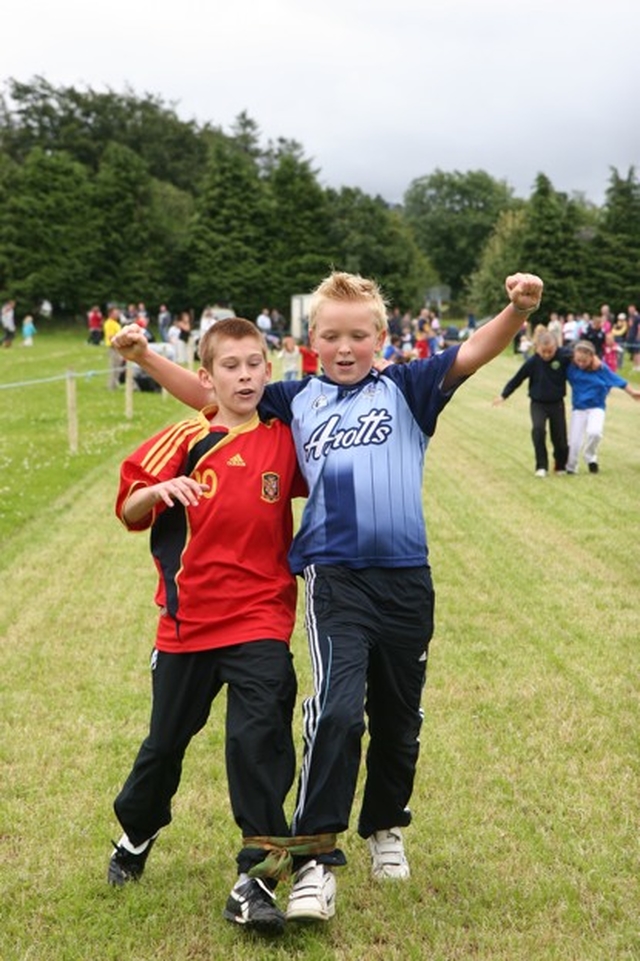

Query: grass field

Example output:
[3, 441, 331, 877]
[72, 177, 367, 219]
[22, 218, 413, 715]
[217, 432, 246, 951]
[1, 331, 639, 960]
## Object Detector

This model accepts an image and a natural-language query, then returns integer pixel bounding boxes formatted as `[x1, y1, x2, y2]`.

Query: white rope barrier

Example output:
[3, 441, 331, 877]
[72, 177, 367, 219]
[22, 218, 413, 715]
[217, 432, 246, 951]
[1, 364, 138, 451]
[0, 368, 109, 389]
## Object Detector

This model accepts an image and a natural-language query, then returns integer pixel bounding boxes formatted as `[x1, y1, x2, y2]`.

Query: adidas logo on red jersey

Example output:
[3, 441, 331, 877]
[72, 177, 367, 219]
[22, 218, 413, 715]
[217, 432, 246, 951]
[227, 453, 246, 467]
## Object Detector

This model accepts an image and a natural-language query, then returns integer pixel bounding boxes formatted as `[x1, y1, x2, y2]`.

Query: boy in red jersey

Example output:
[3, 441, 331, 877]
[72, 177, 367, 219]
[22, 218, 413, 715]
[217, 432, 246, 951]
[107, 319, 306, 936]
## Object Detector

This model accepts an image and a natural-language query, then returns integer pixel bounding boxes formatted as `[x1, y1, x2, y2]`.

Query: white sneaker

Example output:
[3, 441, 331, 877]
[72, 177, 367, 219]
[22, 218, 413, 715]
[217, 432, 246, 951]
[534, 468, 547, 477]
[367, 827, 410, 879]
[286, 859, 336, 921]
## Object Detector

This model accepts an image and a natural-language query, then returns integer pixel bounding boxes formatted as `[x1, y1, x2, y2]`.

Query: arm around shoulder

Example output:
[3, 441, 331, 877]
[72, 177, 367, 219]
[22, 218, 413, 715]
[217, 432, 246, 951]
[113, 324, 210, 409]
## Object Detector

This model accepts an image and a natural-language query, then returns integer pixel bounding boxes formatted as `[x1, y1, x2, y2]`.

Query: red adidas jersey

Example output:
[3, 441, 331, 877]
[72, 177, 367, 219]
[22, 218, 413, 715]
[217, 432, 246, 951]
[116, 407, 306, 653]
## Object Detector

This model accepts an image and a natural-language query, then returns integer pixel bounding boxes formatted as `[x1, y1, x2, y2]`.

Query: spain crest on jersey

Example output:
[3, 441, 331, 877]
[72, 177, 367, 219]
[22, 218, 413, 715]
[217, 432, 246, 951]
[261, 472, 280, 503]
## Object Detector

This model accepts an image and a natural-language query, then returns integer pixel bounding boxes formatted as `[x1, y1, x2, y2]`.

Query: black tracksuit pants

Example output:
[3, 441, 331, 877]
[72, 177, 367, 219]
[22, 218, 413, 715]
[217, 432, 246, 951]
[530, 399, 568, 471]
[291, 564, 434, 860]
[113, 640, 296, 874]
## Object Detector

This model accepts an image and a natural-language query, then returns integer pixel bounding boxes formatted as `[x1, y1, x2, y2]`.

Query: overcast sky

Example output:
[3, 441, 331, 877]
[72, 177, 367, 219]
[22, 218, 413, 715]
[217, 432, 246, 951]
[4, 0, 639, 206]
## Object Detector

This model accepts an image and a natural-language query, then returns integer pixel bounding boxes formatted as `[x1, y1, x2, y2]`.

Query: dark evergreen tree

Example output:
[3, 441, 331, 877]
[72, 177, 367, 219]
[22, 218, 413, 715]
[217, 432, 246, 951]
[588, 167, 640, 310]
[262, 141, 333, 310]
[0, 147, 97, 312]
[0, 151, 20, 298]
[145, 179, 195, 311]
[92, 142, 157, 306]
[519, 173, 591, 318]
[187, 137, 271, 317]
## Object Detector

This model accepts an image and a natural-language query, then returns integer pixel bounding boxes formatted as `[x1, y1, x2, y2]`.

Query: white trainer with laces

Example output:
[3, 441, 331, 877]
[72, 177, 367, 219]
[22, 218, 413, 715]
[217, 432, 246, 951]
[286, 859, 337, 921]
[367, 827, 410, 879]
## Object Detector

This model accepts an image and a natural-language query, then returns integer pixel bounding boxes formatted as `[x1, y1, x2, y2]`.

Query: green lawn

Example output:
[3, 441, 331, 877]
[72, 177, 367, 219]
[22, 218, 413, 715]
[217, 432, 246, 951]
[1, 332, 639, 960]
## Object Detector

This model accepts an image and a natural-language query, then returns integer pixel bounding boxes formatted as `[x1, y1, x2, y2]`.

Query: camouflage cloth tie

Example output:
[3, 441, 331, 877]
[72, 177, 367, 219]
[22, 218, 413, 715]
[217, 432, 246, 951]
[243, 833, 338, 880]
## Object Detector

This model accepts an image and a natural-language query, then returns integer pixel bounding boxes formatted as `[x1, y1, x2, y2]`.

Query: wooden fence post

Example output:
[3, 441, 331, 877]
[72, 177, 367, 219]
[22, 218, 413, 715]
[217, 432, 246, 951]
[66, 370, 78, 454]
[125, 362, 134, 419]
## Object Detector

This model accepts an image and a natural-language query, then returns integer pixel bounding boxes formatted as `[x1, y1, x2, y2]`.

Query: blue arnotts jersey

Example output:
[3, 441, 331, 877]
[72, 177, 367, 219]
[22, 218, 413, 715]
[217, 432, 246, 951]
[259, 345, 462, 573]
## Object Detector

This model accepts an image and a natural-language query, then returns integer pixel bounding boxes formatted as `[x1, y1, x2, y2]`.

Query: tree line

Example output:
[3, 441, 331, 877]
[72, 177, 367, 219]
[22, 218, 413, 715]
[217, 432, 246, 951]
[0, 76, 638, 324]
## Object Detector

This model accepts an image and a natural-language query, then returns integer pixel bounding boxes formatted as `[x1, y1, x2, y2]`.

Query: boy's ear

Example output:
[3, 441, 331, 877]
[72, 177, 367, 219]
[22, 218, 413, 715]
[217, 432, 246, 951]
[198, 366, 214, 390]
[265, 359, 272, 383]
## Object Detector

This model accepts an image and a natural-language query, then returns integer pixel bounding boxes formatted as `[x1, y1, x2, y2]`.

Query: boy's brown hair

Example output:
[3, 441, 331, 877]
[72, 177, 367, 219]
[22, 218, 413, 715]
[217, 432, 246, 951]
[309, 271, 388, 333]
[198, 317, 267, 370]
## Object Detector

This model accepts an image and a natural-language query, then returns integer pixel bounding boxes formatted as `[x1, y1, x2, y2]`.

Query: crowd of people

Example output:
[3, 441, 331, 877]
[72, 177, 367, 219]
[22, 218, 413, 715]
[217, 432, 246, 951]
[82, 300, 320, 386]
[1, 298, 54, 348]
[513, 304, 640, 372]
[1, 299, 39, 348]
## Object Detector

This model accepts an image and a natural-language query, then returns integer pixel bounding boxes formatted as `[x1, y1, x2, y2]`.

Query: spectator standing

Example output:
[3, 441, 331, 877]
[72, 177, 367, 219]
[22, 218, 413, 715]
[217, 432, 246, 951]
[2, 300, 16, 348]
[611, 313, 627, 369]
[599, 304, 613, 332]
[582, 314, 606, 357]
[167, 312, 192, 364]
[87, 305, 103, 345]
[562, 313, 579, 345]
[279, 336, 301, 382]
[513, 320, 532, 358]
[400, 323, 414, 357]
[602, 332, 621, 373]
[256, 307, 280, 351]
[626, 305, 640, 371]
[413, 328, 431, 360]
[21, 314, 36, 347]
[547, 312, 563, 346]
[382, 335, 403, 363]
[103, 308, 123, 389]
[298, 341, 319, 377]
[387, 307, 403, 337]
[270, 308, 286, 341]
[157, 305, 172, 343]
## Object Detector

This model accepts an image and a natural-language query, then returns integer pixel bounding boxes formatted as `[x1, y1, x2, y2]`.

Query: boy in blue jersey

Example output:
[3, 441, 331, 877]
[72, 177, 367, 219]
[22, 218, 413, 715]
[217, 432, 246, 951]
[112, 270, 544, 923]
[566, 339, 640, 474]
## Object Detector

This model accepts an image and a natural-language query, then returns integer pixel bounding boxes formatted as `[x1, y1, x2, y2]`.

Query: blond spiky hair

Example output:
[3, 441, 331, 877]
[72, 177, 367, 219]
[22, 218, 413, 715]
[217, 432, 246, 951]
[308, 271, 388, 333]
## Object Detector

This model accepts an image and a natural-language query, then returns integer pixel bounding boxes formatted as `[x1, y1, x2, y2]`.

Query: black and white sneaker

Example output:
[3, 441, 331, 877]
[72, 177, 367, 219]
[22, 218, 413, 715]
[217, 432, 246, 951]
[107, 836, 156, 887]
[223, 875, 286, 935]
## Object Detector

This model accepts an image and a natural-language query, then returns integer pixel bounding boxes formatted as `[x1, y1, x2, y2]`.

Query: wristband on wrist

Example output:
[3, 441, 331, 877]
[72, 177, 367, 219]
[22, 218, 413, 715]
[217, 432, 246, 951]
[511, 301, 540, 316]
